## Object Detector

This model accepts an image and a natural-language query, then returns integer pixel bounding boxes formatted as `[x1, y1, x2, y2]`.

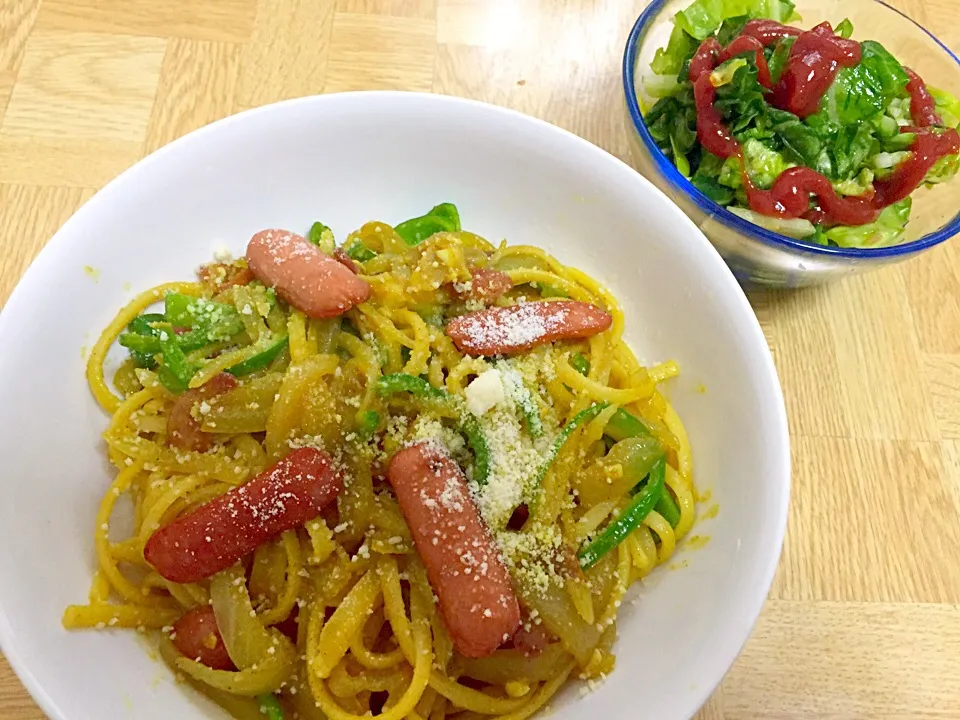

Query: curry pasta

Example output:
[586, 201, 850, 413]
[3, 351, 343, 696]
[65, 204, 697, 720]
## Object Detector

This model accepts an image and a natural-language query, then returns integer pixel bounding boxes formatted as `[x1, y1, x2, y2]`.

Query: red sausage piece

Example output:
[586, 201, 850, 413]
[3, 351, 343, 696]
[332, 248, 360, 274]
[167, 372, 239, 453]
[387, 443, 520, 658]
[246, 229, 371, 318]
[445, 300, 612, 356]
[172, 606, 235, 670]
[145, 448, 343, 583]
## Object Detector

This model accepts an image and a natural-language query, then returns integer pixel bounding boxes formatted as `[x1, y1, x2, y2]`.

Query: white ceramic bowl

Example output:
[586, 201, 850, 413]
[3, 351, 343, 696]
[0, 91, 789, 720]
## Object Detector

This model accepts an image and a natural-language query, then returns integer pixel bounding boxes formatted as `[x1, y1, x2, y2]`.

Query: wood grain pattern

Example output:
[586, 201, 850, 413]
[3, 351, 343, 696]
[326, 13, 437, 91]
[236, 0, 334, 108]
[0, 184, 92, 304]
[1, 0, 959, 718]
[35, 0, 258, 42]
[724, 601, 960, 719]
[144, 38, 241, 154]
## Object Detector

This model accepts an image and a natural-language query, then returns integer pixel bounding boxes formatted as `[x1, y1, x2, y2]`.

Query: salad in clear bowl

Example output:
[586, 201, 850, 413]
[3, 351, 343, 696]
[624, 0, 960, 286]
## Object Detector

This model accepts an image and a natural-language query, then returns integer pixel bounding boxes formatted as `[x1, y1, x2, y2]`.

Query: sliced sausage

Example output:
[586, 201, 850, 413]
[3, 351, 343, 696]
[387, 443, 520, 658]
[145, 448, 343, 583]
[167, 372, 239, 452]
[332, 248, 360, 274]
[172, 606, 235, 670]
[511, 621, 550, 658]
[445, 300, 612, 356]
[246, 229, 371, 318]
[454, 268, 512, 304]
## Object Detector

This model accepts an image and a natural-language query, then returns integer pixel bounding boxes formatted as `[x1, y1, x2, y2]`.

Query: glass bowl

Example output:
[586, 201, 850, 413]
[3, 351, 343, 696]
[622, 0, 960, 288]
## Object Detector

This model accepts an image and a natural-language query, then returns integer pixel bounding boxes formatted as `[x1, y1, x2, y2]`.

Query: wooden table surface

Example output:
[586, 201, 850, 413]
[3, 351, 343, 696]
[2, 0, 960, 718]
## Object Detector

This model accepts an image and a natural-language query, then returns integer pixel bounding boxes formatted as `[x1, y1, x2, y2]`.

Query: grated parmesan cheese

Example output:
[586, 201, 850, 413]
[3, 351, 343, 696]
[472, 406, 542, 530]
[454, 302, 569, 351]
[496, 522, 565, 595]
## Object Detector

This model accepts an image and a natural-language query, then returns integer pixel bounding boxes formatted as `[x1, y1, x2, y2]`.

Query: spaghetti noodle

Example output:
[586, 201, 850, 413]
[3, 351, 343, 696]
[65, 206, 696, 719]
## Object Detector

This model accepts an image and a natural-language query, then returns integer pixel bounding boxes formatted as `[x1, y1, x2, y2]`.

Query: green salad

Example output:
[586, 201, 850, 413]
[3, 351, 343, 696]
[640, 0, 960, 248]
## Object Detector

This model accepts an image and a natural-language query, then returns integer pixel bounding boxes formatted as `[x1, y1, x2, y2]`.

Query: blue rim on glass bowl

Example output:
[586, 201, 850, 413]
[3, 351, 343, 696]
[622, 0, 960, 288]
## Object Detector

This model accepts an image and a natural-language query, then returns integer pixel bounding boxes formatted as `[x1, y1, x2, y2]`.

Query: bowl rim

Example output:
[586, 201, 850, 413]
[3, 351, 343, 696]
[0, 90, 791, 720]
[622, 0, 960, 259]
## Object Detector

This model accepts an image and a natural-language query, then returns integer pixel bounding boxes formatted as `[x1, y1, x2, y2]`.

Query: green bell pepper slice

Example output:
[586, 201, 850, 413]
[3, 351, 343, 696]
[605, 407, 653, 440]
[374, 373, 490, 485]
[577, 457, 666, 569]
[343, 238, 377, 262]
[356, 409, 381, 439]
[307, 221, 335, 253]
[514, 384, 543, 439]
[532, 403, 609, 491]
[226, 335, 289, 377]
[570, 353, 590, 376]
[461, 415, 491, 487]
[256, 693, 285, 720]
[375, 373, 447, 399]
[156, 334, 197, 393]
[394, 203, 461, 246]
[119, 313, 165, 367]
[164, 293, 244, 343]
[604, 408, 680, 527]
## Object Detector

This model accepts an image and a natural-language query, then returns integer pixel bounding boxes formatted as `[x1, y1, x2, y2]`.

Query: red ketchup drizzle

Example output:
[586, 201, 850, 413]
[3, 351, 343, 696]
[905, 67, 941, 128]
[725, 35, 774, 88]
[740, 19, 801, 45]
[866, 67, 959, 210]
[873, 128, 960, 206]
[690, 36, 741, 158]
[742, 167, 878, 225]
[687, 19, 960, 228]
[769, 22, 861, 118]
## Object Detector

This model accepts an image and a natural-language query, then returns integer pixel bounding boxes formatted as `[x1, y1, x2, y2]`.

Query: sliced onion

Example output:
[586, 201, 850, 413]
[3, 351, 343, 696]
[516, 579, 601, 666]
[210, 565, 296, 677]
[460, 642, 572, 684]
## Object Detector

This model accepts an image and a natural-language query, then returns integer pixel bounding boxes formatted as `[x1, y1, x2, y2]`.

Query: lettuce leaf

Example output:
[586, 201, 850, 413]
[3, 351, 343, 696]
[644, 89, 699, 173]
[833, 167, 875, 196]
[871, 150, 910, 171]
[674, 0, 797, 40]
[710, 57, 748, 88]
[829, 122, 878, 179]
[885, 96, 913, 126]
[650, 0, 800, 83]
[729, 206, 816, 238]
[714, 58, 768, 132]
[671, 133, 693, 177]
[651, 23, 699, 77]
[646, 0, 949, 229]
[815, 40, 909, 125]
[692, 174, 737, 204]
[691, 150, 729, 195]
[881, 131, 916, 151]
[643, 73, 685, 98]
[822, 197, 912, 247]
[718, 138, 793, 189]
[930, 87, 960, 129]
[924, 152, 960, 186]
[717, 15, 750, 45]
[760, 107, 833, 175]
[767, 36, 796, 85]
[872, 112, 899, 139]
